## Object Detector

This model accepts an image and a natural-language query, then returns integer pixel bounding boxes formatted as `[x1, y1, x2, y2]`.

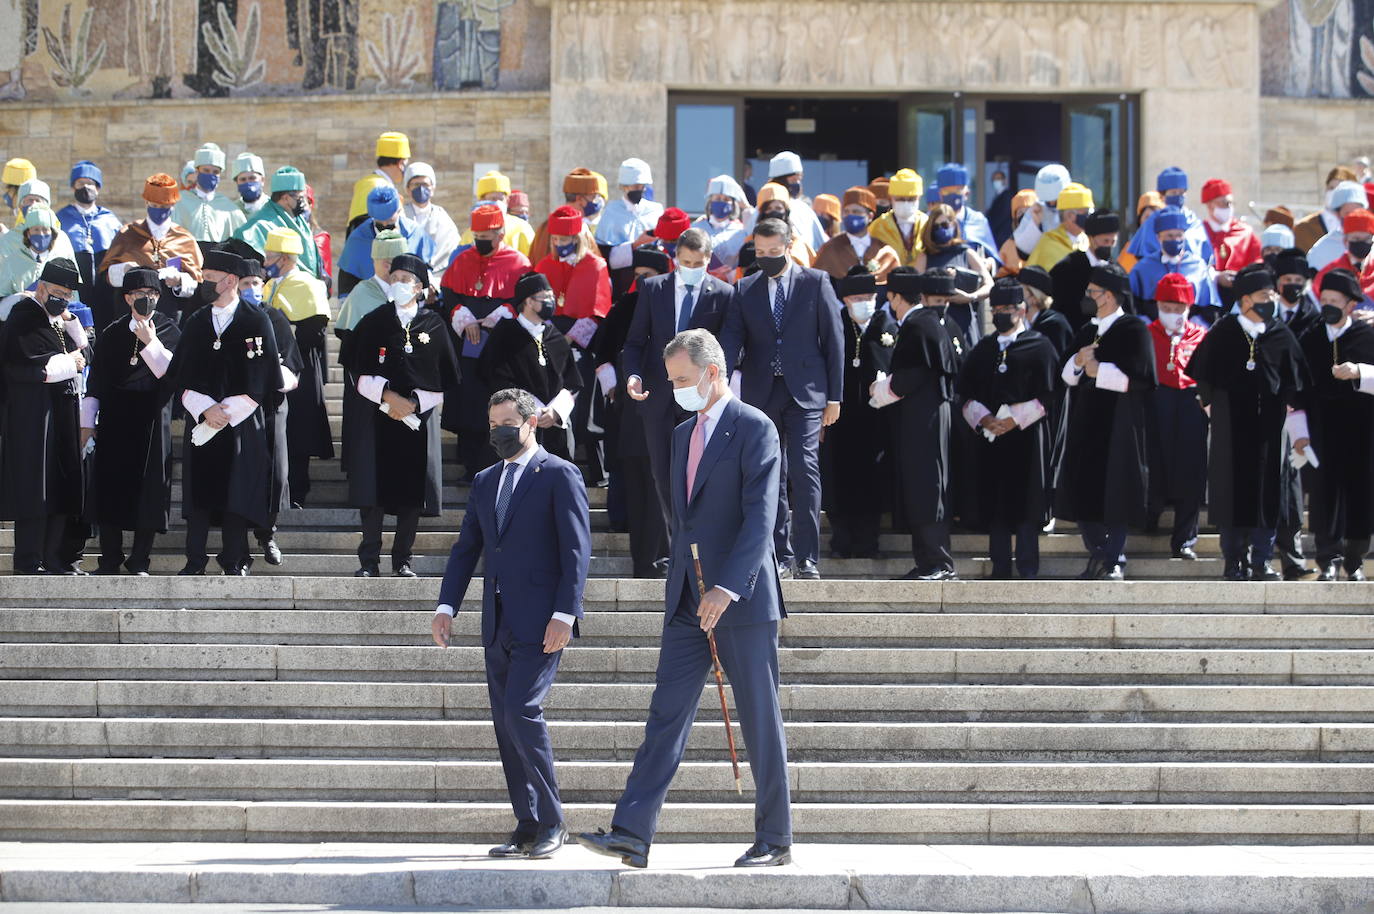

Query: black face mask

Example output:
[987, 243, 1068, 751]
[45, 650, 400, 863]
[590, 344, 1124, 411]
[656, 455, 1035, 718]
[818, 214, 835, 233]
[292, 198, 307, 218]
[197, 280, 222, 305]
[489, 424, 526, 460]
[474, 238, 495, 256]
[786, 180, 803, 199]
[1263, 253, 1279, 272]
[626, 189, 644, 205]
[532, 297, 555, 321]
[992, 311, 1017, 334]
[756, 254, 788, 277]
[1080, 294, 1099, 316]
[44, 295, 68, 317]
[1322, 304, 1347, 325]
[1280, 283, 1304, 305]
[1251, 297, 1276, 322]
[1093, 246, 1114, 262]
[131, 295, 154, 317]
[875, 202, 892, 218]
[74, 186, 97, 205]
[1350, 240, 1373, 261]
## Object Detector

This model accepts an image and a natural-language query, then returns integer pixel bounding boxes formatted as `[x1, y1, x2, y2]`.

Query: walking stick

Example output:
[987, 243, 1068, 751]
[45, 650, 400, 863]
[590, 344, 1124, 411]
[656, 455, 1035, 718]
[691, 542, 743, 795]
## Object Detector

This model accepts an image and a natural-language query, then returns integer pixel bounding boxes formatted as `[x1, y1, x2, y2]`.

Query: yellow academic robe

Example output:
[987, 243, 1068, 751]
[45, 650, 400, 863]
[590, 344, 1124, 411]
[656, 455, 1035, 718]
[457, 215, 535, 257]
[265, 270, 331, 323]
[1026, 225, 1088, 271]
[868, 211, 928, 266]
[349, 172, 394, 223]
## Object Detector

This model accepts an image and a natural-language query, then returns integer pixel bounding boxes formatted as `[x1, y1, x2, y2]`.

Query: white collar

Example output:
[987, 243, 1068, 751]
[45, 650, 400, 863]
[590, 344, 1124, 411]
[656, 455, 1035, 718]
[1091, 307, 1125, 332]
[73, 201, 96, 214]
[1161, 252, 1183, 265]
[1238, 313, 1266, 338]
[146, 217, 171, 240]
[897, 304, 919, 325]
[699, 388, 732, 425]
[856, 318, 870, 334]
[1087, 249, 1106, 267]
[517, 313, 545, 337]
[395, 302, 418, 324]
[1327, 317, 1352, 341]
[211, 300, 237, 325]
[194, 187, 215, 202]
[1205, 217, 1232, 232]
[997, 323, 1025, 347]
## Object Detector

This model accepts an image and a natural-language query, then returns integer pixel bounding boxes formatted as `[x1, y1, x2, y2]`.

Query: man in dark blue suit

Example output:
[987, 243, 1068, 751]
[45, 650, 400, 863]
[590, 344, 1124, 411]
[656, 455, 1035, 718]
[622, 228, 734, 523]
[578, 329, 793, 869]
[719, 218, 844, 579]
[433, 387, 591, 860]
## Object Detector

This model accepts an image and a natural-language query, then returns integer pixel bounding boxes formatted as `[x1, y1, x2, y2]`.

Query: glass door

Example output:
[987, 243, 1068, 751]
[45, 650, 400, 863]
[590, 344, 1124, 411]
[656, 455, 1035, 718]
[1062, 96, 1137, 216]
[901, 98, 958, 193]
[668, 97, 741, 213]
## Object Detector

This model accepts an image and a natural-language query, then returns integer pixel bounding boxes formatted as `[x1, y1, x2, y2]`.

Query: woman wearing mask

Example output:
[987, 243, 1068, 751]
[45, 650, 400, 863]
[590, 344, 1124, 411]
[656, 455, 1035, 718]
[0, 205, 78, 297]
[914, 204, 993, 344]
[745, 183, 814, 267]
[812, 187, 900, 282]
[402, 162, 461, 275]
[694, 174, 750, 278]
[813, 194, 842, 240]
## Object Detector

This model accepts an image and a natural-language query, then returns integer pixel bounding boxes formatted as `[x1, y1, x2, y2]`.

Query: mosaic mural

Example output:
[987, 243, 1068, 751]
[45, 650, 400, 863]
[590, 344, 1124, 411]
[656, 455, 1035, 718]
[1262, 0, 1374, 97]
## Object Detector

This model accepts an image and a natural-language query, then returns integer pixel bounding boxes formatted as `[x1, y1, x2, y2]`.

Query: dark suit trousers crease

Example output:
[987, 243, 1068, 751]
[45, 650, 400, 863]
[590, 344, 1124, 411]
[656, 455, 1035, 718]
[13, 514, 67, 572]
[184, 509, 250, 572]
[98, 525, 155, 573]
[357, 506, 421, 569]
[624, 455, 667, 575]
[486, 615, 564, 831]
[761, 378, 822, 566]
[613, 594, 792, 847]
[642, 405, 678, 529]
[911, 521, 954, 573]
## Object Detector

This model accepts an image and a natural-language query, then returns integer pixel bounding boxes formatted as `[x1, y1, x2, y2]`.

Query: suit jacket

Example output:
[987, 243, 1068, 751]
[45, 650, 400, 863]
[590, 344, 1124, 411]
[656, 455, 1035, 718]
[438, 447, 591, 647]
[720, 265, 844, 410]
[621, 271, 733, 421]
[666, 396, 786, 626]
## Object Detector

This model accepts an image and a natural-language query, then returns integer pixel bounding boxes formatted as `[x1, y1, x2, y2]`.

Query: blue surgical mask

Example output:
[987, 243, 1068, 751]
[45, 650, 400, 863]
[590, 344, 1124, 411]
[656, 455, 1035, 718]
[943, 193, 965, 210]
[2, 193, 10, 209]
[583, 197, 604, 218]
[240, 286, 263, 306]
[27, 232, 51, 253]
[1164, 193, 1185, 209]
[238, 181, 263, 203]
[1162, 238, 1185, 257]
[932, 223, 955, 244]
[146, 205, 172, 224]
[555, 241, 577, 259]
[708, 200, 733, 220]
[842, 213, 869, 235]
[265, 262, 282, 279]
[410, 184, 432, 205]
[197, 172, 220, 193]
[677, 264, 706, 286]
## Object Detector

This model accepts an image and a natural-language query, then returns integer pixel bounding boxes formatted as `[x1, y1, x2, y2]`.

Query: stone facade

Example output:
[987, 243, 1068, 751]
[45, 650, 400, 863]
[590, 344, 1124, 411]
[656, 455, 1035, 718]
[1260, 96, 1374, 213]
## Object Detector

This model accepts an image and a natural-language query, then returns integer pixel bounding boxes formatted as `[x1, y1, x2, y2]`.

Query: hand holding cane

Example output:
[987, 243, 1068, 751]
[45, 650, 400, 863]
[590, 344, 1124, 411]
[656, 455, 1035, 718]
[691, 542, 743, 795]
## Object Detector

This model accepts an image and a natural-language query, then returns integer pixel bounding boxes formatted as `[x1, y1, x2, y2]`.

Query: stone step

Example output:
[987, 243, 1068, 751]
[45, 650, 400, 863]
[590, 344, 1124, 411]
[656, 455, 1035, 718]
[2, 841, 1371, 912]
[3, 642, 1372, 685]
[6, 608, 1372, 650]
[4, 716, 1372, 761]
[0, 798, 1368, 844]
[5, 758, 1374, 805]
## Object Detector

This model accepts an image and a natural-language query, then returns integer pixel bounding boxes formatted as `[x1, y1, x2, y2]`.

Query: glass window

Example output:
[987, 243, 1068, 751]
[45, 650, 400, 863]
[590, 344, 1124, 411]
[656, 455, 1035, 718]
[1067, 102, 1119, 213]
[673, 103, 735, 213]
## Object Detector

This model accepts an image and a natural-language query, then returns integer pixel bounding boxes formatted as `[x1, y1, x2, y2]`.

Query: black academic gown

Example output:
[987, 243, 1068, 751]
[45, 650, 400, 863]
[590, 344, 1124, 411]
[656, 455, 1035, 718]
[1185, 315, 1308, 529]
[284, 313, 334, 461]
[822, 310, 898, 519]
[593, 289, 646, 466]
[87, 312, 181, 531]
[955, 329, 1060, 529]
[1031, 307, 1074, 489]
[439, 288, 517, 438]
[1298, 319, 1374, 540]
[168, 303, 280, 529]
[479, 317, 583, 461]
[342, 304, 459, 517]
[258, 305, 305, 515]
[1054, 314, 1157, 527]
[1050, 251, 1095, 333]
[887, 307, 959, 529]
[0, 299, 84, 521]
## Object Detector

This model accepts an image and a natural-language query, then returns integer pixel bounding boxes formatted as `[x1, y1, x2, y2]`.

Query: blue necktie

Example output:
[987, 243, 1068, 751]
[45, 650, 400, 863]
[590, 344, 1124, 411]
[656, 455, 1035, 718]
[495, 463, 517, 532]
[678, 285, 695, 333]
[771, 277, 785, 375]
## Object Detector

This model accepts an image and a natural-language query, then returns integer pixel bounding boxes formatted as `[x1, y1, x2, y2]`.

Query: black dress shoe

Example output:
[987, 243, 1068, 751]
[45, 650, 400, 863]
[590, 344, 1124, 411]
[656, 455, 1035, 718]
[1173, 547, 1198, 561]
[261, 539, 283, 566]
[1350, 567, 1367, 582]
[576, 827, 649, 868]
[1078, 558, 1103, 580]
[734, 841, 792, 867]
[1282, 565, 1309, 581]
[795, 559, 820, 580]
[987, 567, 1014, 580]
[488, 830, 534, 858]
[527, 822, 567, 860]
[1317, 563, 1340, 582]
[92, 566, 122, 576]
[899, 566, 926, 580]
[1098, 564, 1125, 581]
[1222, 565, 1249, 581]
[355, 565, 380, 578]
[393, 562, 417, 578]
[777, 562, 793, 580]
[915, 568, 957, 582]
[13, 565, 46, 575]
[177, 564, 206, 576]
[1251, 564, 1282, 582]
[223, 567, 249, 576]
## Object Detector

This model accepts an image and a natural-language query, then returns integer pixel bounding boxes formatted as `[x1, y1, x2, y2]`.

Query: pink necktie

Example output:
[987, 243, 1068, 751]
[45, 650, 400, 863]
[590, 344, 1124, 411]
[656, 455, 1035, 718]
[686, 413, 708, 499]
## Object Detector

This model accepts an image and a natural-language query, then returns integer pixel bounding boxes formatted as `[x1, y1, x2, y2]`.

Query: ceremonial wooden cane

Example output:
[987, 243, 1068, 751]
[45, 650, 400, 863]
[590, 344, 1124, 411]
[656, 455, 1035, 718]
[690, 542, 742, 794]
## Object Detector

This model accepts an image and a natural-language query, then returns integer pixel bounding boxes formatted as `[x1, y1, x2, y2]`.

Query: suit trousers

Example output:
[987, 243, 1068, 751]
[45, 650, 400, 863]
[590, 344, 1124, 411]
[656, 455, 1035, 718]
[612, 594, 792, 847]
[486, 609, 565, 832]
[184, 509, 249, 573]
[911, 521, 954, 574]
[13, 514, 67, 573]
[1080, 522, 1127, 566]
[98, 525, 155, 574]
[988, 520, 1040, 577]
[761, 378, 823, 566]
[357, 506, 420, 570]
[1219, 526, 1277, 570]
[623, 455, 667, 577]
[641, 405, 679, 529]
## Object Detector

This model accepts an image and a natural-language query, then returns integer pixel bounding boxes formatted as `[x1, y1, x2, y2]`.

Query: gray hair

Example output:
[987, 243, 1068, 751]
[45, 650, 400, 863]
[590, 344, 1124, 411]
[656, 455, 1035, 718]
[677, 227, 713, 255]
[663, 328, 726, 373]
[753, 216, 792, 244]
[488, 388, 539, 421]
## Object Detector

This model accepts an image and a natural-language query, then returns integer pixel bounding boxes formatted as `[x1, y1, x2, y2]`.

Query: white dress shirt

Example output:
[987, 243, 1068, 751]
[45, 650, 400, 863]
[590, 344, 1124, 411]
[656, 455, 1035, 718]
[1062, 306, 1130, 392]
[180, 301, 260, 425]
[356, 303, 444, 413]
[961, 324, 1047, 431]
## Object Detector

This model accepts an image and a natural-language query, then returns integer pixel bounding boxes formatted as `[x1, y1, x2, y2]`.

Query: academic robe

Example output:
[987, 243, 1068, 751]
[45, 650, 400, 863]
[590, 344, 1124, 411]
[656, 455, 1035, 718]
[1123, 206, 1214, 267]
[259, 305, 304, 514]
[1144, 319, 1209, 517]
[479, 317, 583, 461]
[868, 212, 927, 267]
[1297, 320, 1374, 539]
[85, 312, 181, 531]
[1129, 252, 1220, 323]
[956, 207, 1001, 263]
[1279, 296, 1321, 341]
[1186, 315, 1308, 529]
[1031, 308, 1075, 492]
[97, 221, 204, 326]
[341, 305, 459, 516]
[1049, 250, 1100, 334]
[266, 271, 334, 462]
[536, 253, 613, 320]
[1054, 315, 1158, 527]
[886, 307, 959, 529]
[1313, 254, 1374, 306]
[955, 330, 1060, 529]
[233, 201, 322, 281]
[694, 216, 748, 277]
[336, 214, 435, 297]
[821, 310, 898, 520]
[1204, 219, 1262, 274]
[172, 192, 247, 243]
[1026, 224, 1088, 271]
[0, 298, 84, 520]
[812, 235, 900, 282]
[168, 303, 280, 529]
[56, 203, 122, 288]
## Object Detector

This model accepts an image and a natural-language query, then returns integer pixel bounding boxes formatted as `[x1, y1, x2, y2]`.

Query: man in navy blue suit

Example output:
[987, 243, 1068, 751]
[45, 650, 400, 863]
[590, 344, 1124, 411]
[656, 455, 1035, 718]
[578, 329, 793, 869]
[433, 387, 591, 860]
[719, 218, 844, 579]
[622, 228, 734, 525]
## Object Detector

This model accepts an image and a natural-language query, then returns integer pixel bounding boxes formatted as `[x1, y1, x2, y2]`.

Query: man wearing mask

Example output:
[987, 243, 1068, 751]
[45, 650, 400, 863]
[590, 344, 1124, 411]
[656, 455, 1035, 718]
[1313, 208, 1374, 304]
[232, 153, 268, 217]
[1009, 164, 1070, 263]
[1200, 178, 1261, 306]
[0, 205, 77, 298]
[868, 169, 927, 267]
[348, 131, 410, 228]
[173, 143, 246, 245]
[507, 191, 531, 222]
[0, 258, 88, 574]
[2, 157, 36, 227]
[456, 170, 534, 258]
[955, 279, 1059, 579]
[595, 158, 664, 256]
[99, 174, 201, 327]
[1129, 210, 1220, 323]
[1272, 248, 1320, 579]
[1143, 274, 1208, 563]
[1121, 167, 1213, 271]
[442, 204, 531, 479]
[399, 162, 460, 273]
[436, 388, 590, 863]
[1262, 223, 1297, 265]
[1186, 264, 1308, 580]
[820, 266, 895, 560]
[82, 268, 181, 576]
[55, 161, 121, 289]
[748, 184, 815, 267]
[1049, 210, 1121, 334]
[1057, 264, 1157, 580]
[343, 252, 458, 578]
[334, 184, 432, 297]
[762, 151, 827, 252]
[528, 168, 601, 264]
[1304, 182, 1369, 272]
[234, 166, 324, 283]
[868, 268, 960, 580]
[1026, 183, 1093, 270]
[694, 174, 750, 277]
[812, 187, 899, 282]
[1289, 268, 1374, 580]
[721, 217, 844, 580]
[1294, 167, 1361, 252]
[933, 163, 999, 264]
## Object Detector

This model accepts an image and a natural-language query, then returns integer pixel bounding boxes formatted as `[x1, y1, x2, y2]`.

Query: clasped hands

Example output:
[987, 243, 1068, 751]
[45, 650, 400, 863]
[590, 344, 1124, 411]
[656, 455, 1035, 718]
[1073, 344, 1100, 377]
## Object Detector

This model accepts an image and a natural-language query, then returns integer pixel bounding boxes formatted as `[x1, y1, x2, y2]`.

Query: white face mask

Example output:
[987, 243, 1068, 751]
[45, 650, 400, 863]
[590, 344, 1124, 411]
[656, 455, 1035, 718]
[892, 201, 918, 223]
[848, 297, 876, 323]
[391, 281, 417, 306]
[673, 367, 710, 412]
[485, 197, 508, 214]
[1158, 311, 1185, 333]
[677, 264, 706, 286]
[991, 180, 1008, 196]
[1212, 206, 1234, 225]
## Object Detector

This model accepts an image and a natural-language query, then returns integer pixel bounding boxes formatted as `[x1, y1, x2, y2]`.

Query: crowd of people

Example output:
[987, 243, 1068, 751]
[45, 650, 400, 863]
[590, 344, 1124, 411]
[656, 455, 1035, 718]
[1, 132, 1372, 581]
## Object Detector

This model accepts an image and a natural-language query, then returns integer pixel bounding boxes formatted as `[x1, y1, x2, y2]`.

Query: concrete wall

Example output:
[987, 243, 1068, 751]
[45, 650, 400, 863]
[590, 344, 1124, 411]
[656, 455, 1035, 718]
[1259, 97, 1374, 217]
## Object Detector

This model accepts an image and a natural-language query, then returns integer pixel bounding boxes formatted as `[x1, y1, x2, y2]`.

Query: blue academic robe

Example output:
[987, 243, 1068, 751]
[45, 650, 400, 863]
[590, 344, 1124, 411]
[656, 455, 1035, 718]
[1129, 251, 1220, 316]
[338, 214, 435, 282]
[1126, 206, 1214, 264]
[957, 207, 1000, 264]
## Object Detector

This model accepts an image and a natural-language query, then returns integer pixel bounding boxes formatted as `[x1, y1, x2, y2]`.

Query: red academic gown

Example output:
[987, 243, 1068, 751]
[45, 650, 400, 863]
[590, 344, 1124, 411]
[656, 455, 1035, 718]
[1314, 254, 1374, 304]
[1204, 219, 1261, 273]
[1146, 318, 1209, 525]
